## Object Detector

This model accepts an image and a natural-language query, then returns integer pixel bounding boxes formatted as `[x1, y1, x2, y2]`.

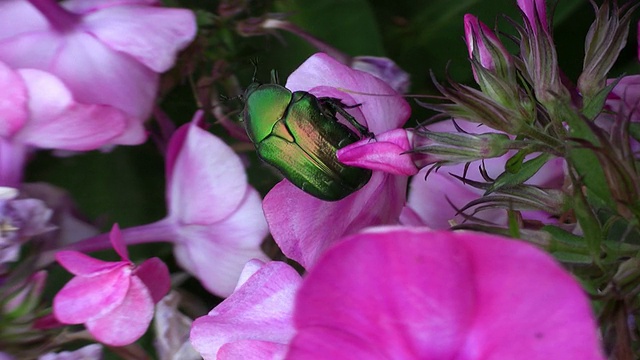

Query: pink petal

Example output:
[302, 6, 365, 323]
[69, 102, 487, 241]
[288, 227, 603, 359]
[285, 53, 410, 134]
[0, 61, 27, 137]
[190, 261, 300, 360]
[55, 250, 121, 276]
[109, 224, 129, 261]
[62, 0, 160, 15]
[135, 257, 170, 304]
[337, 129, 417, 175]
[173, 188, 269, 297]
[53, 266, 131, 324]
[51, 32, 157, 126]
[167, 113, 248, 224]
[86, 276, 155, 346]
[83, 5, 196, 72]
[218, 340, 288, 360]
[264, 172, 406, 269]
[14, 69, 128, 150]
[0, 1, 48, 39]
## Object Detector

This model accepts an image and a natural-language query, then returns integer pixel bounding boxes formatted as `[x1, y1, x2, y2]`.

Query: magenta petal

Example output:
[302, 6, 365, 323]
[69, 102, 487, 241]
[285, 53, 410, 134]
[288, 228, 603, 359]
[190, 261, 301, 360]
[86, 276, 154, 346]
[337, 129, 417, 176]
[135, 257, 170, 304]
[55, 250, 121, 276]
[168, 116, 248, 224]
[83, 6, 196, 72]
[290, 228, 474, 359]
[53, 266, 131, 324]
[264, 172, 406, 269]
[0, 61, 27, 137]
[173, 188, 269, 297]
[109, 224, 129, 261]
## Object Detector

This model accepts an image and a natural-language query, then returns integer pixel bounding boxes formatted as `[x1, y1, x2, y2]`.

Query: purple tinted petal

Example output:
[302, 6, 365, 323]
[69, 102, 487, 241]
[190, 261, 300, 359]
[135, 257, 170, 304]
[173, 188, 268, 297]
[53, 266, 131, 324]
[14, 69, 128, 150]
[219, 340, 288, 360]
[86, 276, 154, 346]
[0, 1, 49, 40]
[286, 53, 410, 134]
[83, 6, 196, 72]
[62, 0, 160, 14]
[264, 172, 406, 269]
[167, 116, 248, 224]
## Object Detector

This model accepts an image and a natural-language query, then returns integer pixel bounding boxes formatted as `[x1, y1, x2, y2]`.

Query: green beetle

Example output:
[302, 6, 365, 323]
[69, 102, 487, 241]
[242, 71, 373, 201]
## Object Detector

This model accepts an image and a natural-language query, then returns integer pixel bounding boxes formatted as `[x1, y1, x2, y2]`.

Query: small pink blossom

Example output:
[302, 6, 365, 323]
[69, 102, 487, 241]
[0, 0, 197, 146]
[263, 53, 411, 269]
[286, 227, 604, 359]
[53, 224, 170, 346]
[517, 0, 549, 33]
[190, 259, 301, 360]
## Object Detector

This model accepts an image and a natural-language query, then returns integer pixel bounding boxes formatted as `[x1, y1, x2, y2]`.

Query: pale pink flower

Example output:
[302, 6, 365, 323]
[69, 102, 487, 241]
[0, 0, 197, 146]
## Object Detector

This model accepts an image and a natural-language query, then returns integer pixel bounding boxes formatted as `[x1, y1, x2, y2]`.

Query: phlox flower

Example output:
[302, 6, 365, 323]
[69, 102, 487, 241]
[0, 0, 197, 146]
[60, 111, 269, 297]
[189, 227, 604, 359]
[53, 224, 170, 346]
[262, 52, 412, 269]
[190, 259, 301, 359]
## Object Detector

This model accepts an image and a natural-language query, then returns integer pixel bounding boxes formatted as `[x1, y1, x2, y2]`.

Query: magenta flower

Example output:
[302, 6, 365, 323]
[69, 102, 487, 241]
[286, 227, 604, 359]
[517, 0, 549, 33]
[262, 53, 411, 269]
[190, 259, 301, 359]
[463, 14, 514, 81]
[53, 224, 170, 346]
[0, 0, 196, 146]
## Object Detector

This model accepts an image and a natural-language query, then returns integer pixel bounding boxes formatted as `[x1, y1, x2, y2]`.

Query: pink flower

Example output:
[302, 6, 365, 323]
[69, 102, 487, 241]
[262, 53, 411, 269]
[286, 227, 604, 359]
[53, 224, 170, 346]
[0, 0, 196, 146]
[0, 60, 128, 150]
[53, 111, 269, 297]
[463, 14, 514, 84]
[190, 259, 301, 360]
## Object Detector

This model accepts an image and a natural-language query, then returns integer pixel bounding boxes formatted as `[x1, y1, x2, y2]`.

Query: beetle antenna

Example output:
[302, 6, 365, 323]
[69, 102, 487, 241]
[250, 58, 259, 82]
[270, 69, 280, 84]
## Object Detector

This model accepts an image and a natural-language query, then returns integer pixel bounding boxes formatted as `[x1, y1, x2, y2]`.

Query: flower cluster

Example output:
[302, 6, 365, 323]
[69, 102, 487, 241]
[0, 0, 638, 358]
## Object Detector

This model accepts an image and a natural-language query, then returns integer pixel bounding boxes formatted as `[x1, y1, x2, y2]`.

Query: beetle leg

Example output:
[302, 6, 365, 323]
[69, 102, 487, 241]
[320, 99, 374, 139]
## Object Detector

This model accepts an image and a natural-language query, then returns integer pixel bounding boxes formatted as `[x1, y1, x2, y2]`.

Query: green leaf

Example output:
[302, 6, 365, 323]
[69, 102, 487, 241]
[486, 153, 551, 194]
